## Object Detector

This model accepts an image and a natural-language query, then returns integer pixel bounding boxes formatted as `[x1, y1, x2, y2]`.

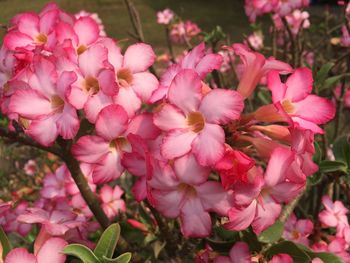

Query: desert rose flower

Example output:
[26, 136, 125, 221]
[157, 9, 175, 25]
[283, 213, 314, 245]
[100, 185, 126, 219]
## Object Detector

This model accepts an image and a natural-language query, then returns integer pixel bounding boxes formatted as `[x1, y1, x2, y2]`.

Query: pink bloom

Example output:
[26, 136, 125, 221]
[225, 147, 305, 234]
[214, 242, 251, 263]
[9, 57, 80, 146]
[269, 254, 293, 263]
[72, 104, 159, 183]
[215, 146, 255, 189]
[41, 165, 69, 199]
[150, 43, 223, 102]
[18, 207, 82, 236]
[319, 196, 349, 231]
[154, 69, 243, 166]
[283, 213, 313, 245]
[75, 10, 106, 37]
[5, 237, 67, 263]
[312, 238, 350, 262]
[24, 160, 37, 176]
[1, 201, 32, 236]
[276, 0, 310, 16]
[233, 43, 292, 98]
[148, 154, 231, 237]
[170, 20, 201, 44]
[104, 40, 158, 117]
[157, 9, 175, 25]
[265, 68, 335, 134]
[100, 185, 126, 219]
[285, 9, 310, 35]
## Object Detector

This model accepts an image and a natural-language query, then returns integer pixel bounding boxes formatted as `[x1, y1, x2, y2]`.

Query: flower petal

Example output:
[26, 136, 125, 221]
[74, 16, 99, 46]
[5, 248, 37, 263]
[161, 129, 197, 160]
[92, 151, 124, 183]
[36, 238, 67, 263]
[123, 43, 156, 73]
[131, 72, 158, 102]
[72, 135, 109, 163]
[153, 104, 187, 131]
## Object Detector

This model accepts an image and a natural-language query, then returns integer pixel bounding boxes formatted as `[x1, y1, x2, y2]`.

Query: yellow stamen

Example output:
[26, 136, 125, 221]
[187, 112, 205, 133]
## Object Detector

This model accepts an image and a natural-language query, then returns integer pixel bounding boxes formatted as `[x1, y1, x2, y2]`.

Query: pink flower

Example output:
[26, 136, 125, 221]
[9, 56, 80, 146]
[100, 185, 126, 219]
[285, 9, 310, 35]
[148, 154, 231, 237]
[157, 9, 175, 25]
[24, 160, 37, 176]
[225, 147, 305, 234]
[150, 43, 223, 102]
[214, 242, 251, 263]
[341, 25, 350, 47]
[154, 69, 243, 166]
[319, 196, 349, 231]
[75, 10, 106, 37]
[312, 238, 350, 262]
[41, 165, 69, 199]
[5, 237, 67, 263]
[233, 43, 292, 98]
[18, 207, 82, 236]
[269, 254, 293, 263]
[72, 104, 159, 183]
[1, 201, 32, 236]
[276, 0, 310, 16]
[264, 68, 336, 134]
[283, 213, 313, 245]
[170, 20, 201, 44]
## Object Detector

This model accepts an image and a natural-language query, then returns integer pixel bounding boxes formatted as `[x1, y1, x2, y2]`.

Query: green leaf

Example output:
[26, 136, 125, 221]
[0, 226, 11, 259]
[333, 136, 350, 167]
[63, 244, 100, 263]
[94, 223, 120, 259]
[265, 241, 312, 263]
[258, 220, 284, 243]
[102, 253, 132, 263]
[315, 63, 334, 89]
[321, 73, 350, 91]
[306, 252, 344, 263]
[313, 142, 322, 164]
[318, 160, 347, 173]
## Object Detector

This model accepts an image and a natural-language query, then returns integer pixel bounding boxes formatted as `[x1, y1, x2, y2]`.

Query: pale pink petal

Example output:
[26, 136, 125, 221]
[95, 104, 128, 141]
[66, 85, 89, 110]
[153, 104, 187, 131]
[181, 43, 205, 69]
[56, 71, 77, 99]
[37, 238, 67, 263]
[296, 219, 314, 235]
[264, 147, 294, 187]
[192, 123, 225, 166]
[252, 196, 281, 234]
[225, 201, 256, 231]
[148, 160, 179, 190]
[168, 69, 202, 113]
[131, 72, 158, 102]
[270, 182, 305, 203]
[123, 43, 156, 73]
[173, 153, 210, 185]
[195, 53, 223, 79]
[199, 89, 244, 124]
[293, 95, 336, 124]
[27, 116, 58, 146]
[74, 17, 99, 45]
[196, 181, 232, 215]
[56, 105, 80, 139]
[55, 22, 78, 46]
[113, 87, 141, 118]
[92, 152, 124, 183]
[97, 69, 118, 96]
[180, 197, 212, 237]
[319, 210, 338, 227]
[285, 67, 313, 102]
[126, 113, 160, 140]
[17, 13, 39, 36]
[267, 71, 287, 103]
[229, 242, 251, 263]
[152, 190, 183, 218]
[5, 248, 37, 263]
[269, 254, 293, 263]
[292, 116, 324, 134]
[83, 92, 113, 123]
[161, 129, 197, 159]
[78, 44, 107, 77]
[39, 10, 58, 34]
[9, 89, 51, 119]
[4, 32, 34, 50]
[72, 135, 109, 163]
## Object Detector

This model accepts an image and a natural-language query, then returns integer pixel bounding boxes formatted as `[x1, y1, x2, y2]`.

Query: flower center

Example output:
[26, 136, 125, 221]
[51, 95, 64, 113]
[109, 137, 129, 152]
[117, 68, 133, 87]
[281, 99, 295, 114]
[177, 183, 197, 197]
[35, 33, 48, 44]
[187, 112, 205, 133]
[84, 76, 100, 95]
[77, 45, 87, 55]
[18, 117, 30, 129]
[291, 230, 301, 240]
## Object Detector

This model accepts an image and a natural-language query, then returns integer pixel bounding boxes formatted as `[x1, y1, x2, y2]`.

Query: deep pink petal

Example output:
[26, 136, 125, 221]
[97, 69, 118, 96]
[123, 43, 156, 73]
[285, 67, 313, 102]
[95, 104, 128, 141]
[229, 242, 251, 263]
[267, 71, 287, 103]
[195, 53, 223, 79]
[4, 32, 34, 50]
[199, 89, 244, 124]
